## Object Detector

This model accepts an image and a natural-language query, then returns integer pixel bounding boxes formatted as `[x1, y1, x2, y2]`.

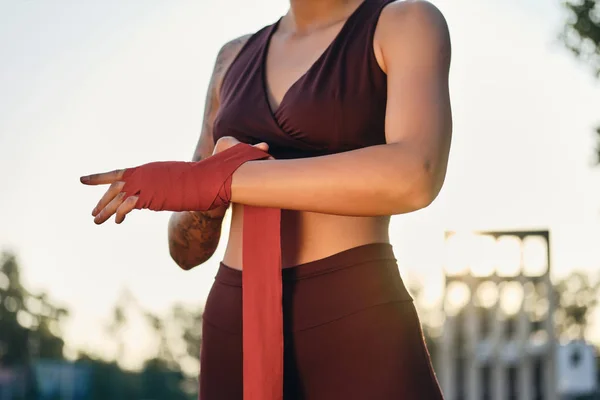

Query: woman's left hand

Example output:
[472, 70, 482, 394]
[80, 138, 274, 225]
[213, 136, 275, 160]
[80, 168, 137, 225]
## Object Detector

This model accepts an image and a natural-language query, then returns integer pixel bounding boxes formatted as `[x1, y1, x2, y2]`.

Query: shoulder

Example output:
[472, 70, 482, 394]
[379, 0, 449, 36]
[375, 0, 451, 71]
[213, 33, 253, 78]
[211, 33, 253, 98]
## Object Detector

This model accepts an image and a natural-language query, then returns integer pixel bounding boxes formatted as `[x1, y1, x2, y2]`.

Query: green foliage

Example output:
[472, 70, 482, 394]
[554, 270, 600, 340]
[563, 0, 600, 77]
[0, 251, 196, 399]
[105, 289, 203, 377]
[140, 358, 189, 400]
[3, 247, 599, 398]
[73, 354, 193, 400]
[169, 303, 203, 366]
[412, 270, 600, 346]
[562, 0, 600, 163]
[0, 251, 67, 366]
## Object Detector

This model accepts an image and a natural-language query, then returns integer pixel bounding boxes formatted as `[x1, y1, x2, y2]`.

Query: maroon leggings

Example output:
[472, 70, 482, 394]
[199, 243, 444, 399]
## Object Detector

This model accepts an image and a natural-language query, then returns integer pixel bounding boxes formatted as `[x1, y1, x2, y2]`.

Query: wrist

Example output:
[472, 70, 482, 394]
[230, 160, 261, 203]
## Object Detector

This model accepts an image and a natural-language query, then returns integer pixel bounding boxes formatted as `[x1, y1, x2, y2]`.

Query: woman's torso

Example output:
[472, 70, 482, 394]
[216, 0, 393, 269]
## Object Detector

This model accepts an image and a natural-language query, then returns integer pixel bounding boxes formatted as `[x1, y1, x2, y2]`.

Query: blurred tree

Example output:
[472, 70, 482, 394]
[79, 329, 193, 400]
[97, 291, 200, 398]
[0, 251, 197, 399]
[561, 0, 600, 163]
[106, 290, 134, 365]
[170, 303, 203, 366]
[140, 357, 189, 400]
[0, 251, 67, 366]
[554, 270, 600, 340]
[143, 303, 203, 398]
[0, 251, 69, 399]
[563, 0, 600, 77]
[0, 252, 30, 366]
[144, 312, 177, 367]
[411, 270, 600, 371]
[76, 354, 143, 400]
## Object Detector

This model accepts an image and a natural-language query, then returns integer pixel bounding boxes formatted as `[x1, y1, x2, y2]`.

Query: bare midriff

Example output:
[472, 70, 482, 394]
[222, 205, 390, 270]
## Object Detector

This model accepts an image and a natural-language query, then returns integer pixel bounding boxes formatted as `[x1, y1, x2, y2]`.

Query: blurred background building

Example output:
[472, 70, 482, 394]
[439, 230, 558, 400]
[436, 230, 599, 400]
[1, 0, 600, 399]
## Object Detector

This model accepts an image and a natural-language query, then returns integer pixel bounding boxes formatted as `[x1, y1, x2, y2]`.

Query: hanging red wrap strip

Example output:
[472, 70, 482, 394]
[120, 142, 283, 400]
[242, 205, 282, 400]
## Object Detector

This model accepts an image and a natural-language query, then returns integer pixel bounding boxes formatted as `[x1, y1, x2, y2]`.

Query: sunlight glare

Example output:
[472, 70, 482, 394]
[522, 236, 548, 276]
[445, 281, 471, 316]
[470, 235, 497, 277]
[445, 233, 476, 276]
[496, 236, 522, 277]
[475, 281, 499, 308]
[499, 281, 524, 316]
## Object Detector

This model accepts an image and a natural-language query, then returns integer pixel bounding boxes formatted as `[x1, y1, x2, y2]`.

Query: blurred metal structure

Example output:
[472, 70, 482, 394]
[438, 230, 558, 400]
[557, 341, 598, 399]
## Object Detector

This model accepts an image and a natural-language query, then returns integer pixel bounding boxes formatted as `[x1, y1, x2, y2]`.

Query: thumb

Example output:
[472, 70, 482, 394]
[253, 142, 269, 152]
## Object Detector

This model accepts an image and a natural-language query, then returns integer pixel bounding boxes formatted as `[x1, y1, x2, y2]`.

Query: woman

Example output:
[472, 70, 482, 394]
[81, 0, 452, 398]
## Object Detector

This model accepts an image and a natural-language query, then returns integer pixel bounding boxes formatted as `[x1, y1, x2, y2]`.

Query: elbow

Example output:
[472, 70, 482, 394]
[396, 186, 435, 214]
[389, 171, 444, 214]
[167, 212, 214, 271]
[167, 233, 208, 271]
[169, 246, 206, 271]
[169, 247, 196, 271]
[177, 262, 200, 272]
[168, 237, 217, 270]
[176, 263, 195, 271]
[174, 260, 197, 272]
[411, 184, 438, 211]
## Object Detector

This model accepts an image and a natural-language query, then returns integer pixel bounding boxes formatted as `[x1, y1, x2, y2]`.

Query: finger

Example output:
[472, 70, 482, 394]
[92, 181, 125, 216]
[115, 196, 138, 224]
[80, 169, 126, 186]
[253, 142, 269, 152]
[253, 142, 275, 160]
[214, 136, 240, 154]
[94, 192, 126, 225]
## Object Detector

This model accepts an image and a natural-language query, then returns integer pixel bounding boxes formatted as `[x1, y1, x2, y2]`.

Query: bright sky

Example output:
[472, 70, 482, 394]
[1, 0, 599, 367]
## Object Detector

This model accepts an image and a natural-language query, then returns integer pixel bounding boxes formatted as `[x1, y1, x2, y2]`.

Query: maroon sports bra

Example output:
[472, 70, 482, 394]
[214, 0, 394, 160]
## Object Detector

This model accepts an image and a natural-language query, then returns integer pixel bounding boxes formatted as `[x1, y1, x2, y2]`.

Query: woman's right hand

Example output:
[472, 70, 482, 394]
[204, 137, 273, 218]
[213, 136, 275, 160]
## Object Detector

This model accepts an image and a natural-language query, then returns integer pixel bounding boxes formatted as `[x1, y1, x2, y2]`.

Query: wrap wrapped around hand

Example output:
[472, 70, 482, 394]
[120, 142, 271, 212]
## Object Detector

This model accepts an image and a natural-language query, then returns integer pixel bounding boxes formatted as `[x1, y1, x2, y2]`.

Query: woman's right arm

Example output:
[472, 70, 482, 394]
[167, 34, 251, 270]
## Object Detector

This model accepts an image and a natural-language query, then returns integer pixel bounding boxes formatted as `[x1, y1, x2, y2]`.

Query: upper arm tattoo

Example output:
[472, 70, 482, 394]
[168, 35, 252, 269]
[192, 34, 252, 162]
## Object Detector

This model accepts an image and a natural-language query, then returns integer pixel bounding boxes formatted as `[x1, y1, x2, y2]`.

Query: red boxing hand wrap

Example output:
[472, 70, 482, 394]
[120, 143, 271, 212]
[121, 142, 284, 400]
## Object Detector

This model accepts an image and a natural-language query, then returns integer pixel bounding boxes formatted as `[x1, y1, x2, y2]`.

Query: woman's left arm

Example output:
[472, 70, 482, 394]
[231, 1, 452, 217]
